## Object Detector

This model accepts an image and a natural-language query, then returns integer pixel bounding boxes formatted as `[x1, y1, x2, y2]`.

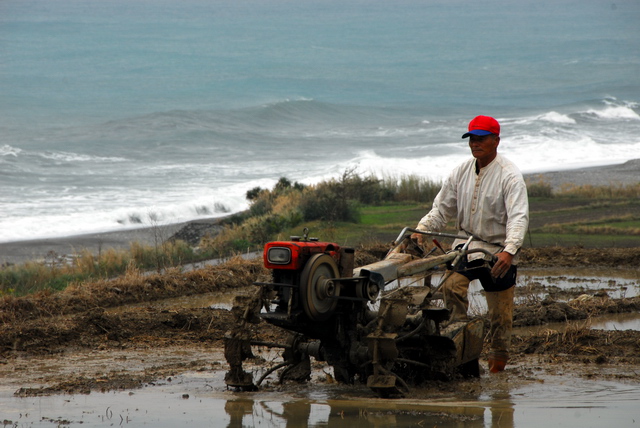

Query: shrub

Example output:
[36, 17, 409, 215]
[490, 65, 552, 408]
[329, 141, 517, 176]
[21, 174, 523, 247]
[526, 179, 553, 198]
[381, 174, 441, 202]
[299, 184, 360, 223]
[246, 186, 263, 201]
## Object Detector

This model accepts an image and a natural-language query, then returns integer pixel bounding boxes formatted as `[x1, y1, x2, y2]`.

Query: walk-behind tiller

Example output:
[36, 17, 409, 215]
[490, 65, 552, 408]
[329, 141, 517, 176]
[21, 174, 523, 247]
[224, 227, 493, 397]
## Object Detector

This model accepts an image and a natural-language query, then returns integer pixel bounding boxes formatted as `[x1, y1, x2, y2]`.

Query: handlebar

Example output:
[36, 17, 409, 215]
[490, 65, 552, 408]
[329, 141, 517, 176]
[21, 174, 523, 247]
[393, 227, 474, 244]
[393, 227, 498, 263]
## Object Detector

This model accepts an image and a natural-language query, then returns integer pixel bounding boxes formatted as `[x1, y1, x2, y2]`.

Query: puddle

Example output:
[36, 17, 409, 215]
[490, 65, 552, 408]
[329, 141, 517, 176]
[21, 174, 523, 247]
[2, 367, 639, 427]
[513, 311, 640, 336]
[590, 312, 640, 331]
[104, 289, 242, 315]
[518, 268, 639, 299]
[398, 269, 640, 332]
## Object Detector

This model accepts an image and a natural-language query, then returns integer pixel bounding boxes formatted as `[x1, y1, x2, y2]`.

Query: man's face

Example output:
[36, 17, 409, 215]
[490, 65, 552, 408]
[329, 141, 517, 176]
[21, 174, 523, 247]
[468, 134, 500, 163]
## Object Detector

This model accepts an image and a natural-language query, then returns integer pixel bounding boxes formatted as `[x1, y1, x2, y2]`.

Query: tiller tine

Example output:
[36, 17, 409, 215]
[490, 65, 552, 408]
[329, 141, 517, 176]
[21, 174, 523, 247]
[367, 374, 403, 398]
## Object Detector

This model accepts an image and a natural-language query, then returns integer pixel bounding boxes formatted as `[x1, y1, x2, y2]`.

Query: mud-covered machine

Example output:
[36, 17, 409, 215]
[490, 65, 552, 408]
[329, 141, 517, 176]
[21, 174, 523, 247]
[224, 228, 492, 397]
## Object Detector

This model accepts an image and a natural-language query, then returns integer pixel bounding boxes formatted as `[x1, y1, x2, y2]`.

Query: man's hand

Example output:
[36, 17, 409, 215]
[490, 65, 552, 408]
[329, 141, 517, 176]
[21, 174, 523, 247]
[491, 251, 513, 278]
[410, 232, 424, 246]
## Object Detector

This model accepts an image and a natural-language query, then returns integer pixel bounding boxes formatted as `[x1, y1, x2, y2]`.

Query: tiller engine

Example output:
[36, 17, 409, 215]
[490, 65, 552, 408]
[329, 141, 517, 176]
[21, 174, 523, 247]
[224, 228, 489, 397]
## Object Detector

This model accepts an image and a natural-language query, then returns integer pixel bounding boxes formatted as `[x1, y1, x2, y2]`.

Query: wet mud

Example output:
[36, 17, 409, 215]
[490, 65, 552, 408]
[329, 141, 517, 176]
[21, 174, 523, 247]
[1, 247, 640, 426]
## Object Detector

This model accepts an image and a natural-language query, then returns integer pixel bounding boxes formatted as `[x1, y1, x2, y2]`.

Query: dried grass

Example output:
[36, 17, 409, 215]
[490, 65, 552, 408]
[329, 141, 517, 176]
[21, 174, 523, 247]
[557, 182, 640, 199]
[0, 257, 266, 325]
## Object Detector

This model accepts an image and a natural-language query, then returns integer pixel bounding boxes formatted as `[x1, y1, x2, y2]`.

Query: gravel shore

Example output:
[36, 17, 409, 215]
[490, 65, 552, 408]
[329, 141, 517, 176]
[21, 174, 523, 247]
[524, 158, 640, 190]
[1, 159, 638, 265]
[0, 223, 189, 265]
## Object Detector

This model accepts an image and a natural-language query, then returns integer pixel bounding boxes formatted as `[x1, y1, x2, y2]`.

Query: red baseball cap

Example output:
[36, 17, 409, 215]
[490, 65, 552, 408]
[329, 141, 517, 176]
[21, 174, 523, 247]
[462, 115, 500, 138]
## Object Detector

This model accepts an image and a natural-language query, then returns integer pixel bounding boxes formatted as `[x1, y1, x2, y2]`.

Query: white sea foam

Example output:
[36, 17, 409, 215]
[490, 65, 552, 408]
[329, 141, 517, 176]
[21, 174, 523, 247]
[585, 105, 640, 121]
[538, 111, 576, 124]
[0, 184, 253, 243]
[0, 144, 22, 157]
[40, 151, 127, 163]
[502, 135, 640, 173]
[338, 150, 462, 183]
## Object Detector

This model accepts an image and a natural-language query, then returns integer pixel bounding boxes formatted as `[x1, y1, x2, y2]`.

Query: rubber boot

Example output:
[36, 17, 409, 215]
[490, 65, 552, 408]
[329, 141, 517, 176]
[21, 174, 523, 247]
[441, 272, 471, 321]
[487, 351, 509, 373]
[485, 286, 515, 373]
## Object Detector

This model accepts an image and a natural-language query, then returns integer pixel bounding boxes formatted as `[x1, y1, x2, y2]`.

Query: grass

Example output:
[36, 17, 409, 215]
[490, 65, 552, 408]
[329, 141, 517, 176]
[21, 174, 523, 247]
[269, 203, 433, 247]
[526, 233, 640, 248]
[359, 203, 430, 226]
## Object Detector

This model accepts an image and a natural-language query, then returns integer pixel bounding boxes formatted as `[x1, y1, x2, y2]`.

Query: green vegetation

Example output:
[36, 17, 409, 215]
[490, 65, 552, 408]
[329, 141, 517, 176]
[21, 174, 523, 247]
[199, 169, 441, 256]
[2, 171, 640, 296]
[517, 178, 640, 248]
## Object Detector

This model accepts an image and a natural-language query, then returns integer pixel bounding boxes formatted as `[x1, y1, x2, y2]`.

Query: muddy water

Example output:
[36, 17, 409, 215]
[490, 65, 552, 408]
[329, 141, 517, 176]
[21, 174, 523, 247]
[513, 311, 640, 335]
[441, 269, 640, 331]
[519, 269, 640, 332]
[2, 364, 639, 427]
[590, 312, 640, 330]
[518, 268, 640, 299]
[104, 289, 242, 314]
[3, 268, 639, 427]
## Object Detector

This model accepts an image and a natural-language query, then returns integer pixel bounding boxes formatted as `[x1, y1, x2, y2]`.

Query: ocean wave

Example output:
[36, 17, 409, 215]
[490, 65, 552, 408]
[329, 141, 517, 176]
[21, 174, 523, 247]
[241, 99, 397, 131]
[3, 96, 639, 243]
[537, 111, 576, 124]
[101, 99, 394, 136]
[334, 150, 458, 182]
[40, 151, 127, 163]
[101, 110, 231, 135]
[584, 105, 640, 121]
[0, 184, 253, 243]
[503, 133, 640, 173]
[577, 97, 640, 121]
[0, 145, 22, 157]
[502, 98, 640, 128]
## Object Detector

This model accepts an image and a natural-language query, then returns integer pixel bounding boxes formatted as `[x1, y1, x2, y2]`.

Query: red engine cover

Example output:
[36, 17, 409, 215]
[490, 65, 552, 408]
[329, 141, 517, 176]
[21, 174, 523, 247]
[263, 240, 341, 270]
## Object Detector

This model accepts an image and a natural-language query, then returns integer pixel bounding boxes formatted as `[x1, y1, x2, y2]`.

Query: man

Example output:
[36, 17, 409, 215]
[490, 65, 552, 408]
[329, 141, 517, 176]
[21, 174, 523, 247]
[413, 115, 529, 373]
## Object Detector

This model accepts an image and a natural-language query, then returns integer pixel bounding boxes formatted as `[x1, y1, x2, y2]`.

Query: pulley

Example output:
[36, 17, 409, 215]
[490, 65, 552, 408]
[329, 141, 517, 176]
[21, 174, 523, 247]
[299, 253, 340, 321]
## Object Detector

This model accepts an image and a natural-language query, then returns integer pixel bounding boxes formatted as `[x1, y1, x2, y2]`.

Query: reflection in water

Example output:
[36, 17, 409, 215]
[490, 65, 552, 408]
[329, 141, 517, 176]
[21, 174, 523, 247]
[225, 399, 255, 428]
[4, 370, 637, 427]
[590, 312, 640, 331]
[487, 390, 514, 428]
[518, 270, 639, 300]
[223, 395, 518, 428]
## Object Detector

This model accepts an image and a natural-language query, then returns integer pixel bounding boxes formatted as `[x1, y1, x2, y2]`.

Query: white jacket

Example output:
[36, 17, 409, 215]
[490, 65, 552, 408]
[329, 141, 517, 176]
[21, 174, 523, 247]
[417, 154, 529, 263]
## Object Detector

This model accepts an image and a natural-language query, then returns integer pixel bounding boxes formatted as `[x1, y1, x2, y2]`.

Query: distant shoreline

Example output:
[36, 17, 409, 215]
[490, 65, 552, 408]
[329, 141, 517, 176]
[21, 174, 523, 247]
[523, 158, 640, 191]
[1, 159, 638, 266]
[0, 218, 226, 266]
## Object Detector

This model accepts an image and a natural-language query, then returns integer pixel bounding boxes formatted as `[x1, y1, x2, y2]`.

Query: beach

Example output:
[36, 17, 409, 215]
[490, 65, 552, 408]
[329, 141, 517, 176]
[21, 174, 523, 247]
[0, 218, 230, 266]
[524, 158, 640, 190]
[1, 159, 638, 266]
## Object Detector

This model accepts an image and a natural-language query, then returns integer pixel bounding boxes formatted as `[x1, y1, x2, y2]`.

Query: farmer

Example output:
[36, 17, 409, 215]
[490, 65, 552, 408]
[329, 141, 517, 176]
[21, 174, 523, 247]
[412, 115, 529, 373]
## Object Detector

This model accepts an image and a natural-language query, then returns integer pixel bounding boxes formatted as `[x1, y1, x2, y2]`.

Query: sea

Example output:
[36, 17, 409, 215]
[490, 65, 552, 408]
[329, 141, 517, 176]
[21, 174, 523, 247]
[1, 0, 639, 243]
